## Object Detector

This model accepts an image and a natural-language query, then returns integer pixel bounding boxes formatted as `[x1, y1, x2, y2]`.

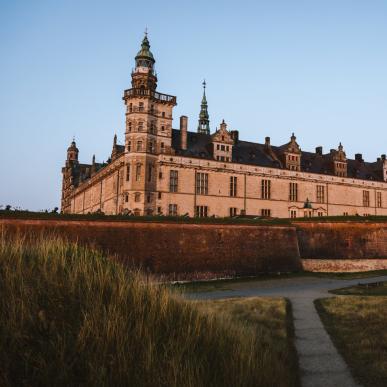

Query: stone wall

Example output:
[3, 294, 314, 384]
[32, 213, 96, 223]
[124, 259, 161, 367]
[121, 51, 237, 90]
[295, 222, 387, 259]
[0, 219, 301, 280]
[1, 218, 387, 278]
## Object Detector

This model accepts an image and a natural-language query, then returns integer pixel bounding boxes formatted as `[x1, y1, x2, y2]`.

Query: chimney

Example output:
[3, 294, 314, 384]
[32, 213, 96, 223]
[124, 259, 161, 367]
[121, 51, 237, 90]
[315, 146, 323, 155]
[230, 130, 239, 143]
[355, 153, 363, 162]
[180, 115, 187, 150]
[265, 136, 271, 149]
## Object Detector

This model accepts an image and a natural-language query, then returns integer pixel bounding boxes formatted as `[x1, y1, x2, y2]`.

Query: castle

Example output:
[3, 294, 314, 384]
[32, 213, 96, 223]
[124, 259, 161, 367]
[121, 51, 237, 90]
[62, 34, 387, 218]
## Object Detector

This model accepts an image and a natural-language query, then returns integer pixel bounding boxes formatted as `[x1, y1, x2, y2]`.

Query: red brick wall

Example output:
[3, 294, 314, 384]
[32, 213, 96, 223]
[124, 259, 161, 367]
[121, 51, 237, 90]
[0, 219, 301, 280]
[295, 222, 387, 259]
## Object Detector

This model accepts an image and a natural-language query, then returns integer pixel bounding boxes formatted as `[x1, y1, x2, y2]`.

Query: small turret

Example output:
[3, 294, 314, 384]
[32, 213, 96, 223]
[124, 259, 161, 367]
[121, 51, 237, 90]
[67, 138, 79, 163]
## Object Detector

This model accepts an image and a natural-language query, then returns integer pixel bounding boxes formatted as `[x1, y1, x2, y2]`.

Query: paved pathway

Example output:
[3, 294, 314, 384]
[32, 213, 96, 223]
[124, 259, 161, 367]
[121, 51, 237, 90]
[186, 274, 387, 387]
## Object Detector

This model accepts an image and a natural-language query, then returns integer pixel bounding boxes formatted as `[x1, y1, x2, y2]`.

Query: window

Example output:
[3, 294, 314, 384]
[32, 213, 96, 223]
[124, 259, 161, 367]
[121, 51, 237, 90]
[169, 170, 178, 192]
[168, 204, 178, 216]
[290, 210, 297, 218]
[159, 171, 163, 179]
[147, 163, 153, 182]
[229, 207, 237, 217]
[318, 211, 323, 217]
[147, 193, 151, 203]
[226, 146, 229, 151]
[229, 176, 237, 197]
[261, 179, 271, 199]
[127, 141, 131, 152]
[126, 165, 130, 181]
[217, 144, 220, 150]
[139, 102, 144, 112]
[128, 122, 132, 132]
[377, 192, 382, 208]
[135, 164, 141, 181]
[161, 125, 165, 131]
[129, 103, 132, 112]
[261, 209, 271, 217]
[148, 141, 154, 153]
[161, 142, 165, 152]
[158, 192, 162, 199]
[316, 185, 325, 203]
[221, 145, 225, 151]
[195, 205, 208, 217]
[289, 182, 298, 201]
[125, 193, 129, 203]
[157, 206, 162, 214]
[134, 192, 141, 202]
[150, 105, 154, 113]
[343, 212, 349, 216]
[162, 112, 165, 118]
[138, 121, 143, 131]
[363, 190, 370, 207]
[136, 141, 142, 152]
[196, 173, 208, 195]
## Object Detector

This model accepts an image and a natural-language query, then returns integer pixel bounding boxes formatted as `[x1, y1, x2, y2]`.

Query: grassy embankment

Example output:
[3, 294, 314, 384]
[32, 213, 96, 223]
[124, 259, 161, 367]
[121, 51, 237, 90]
[316, 284, 387, 387]
[1, 209, 387, 224]
[0, 231, 299, 387]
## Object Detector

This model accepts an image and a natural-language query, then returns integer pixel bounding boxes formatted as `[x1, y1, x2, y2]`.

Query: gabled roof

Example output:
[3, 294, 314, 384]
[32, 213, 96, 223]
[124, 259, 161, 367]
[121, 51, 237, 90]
[171, 129, 383, 181]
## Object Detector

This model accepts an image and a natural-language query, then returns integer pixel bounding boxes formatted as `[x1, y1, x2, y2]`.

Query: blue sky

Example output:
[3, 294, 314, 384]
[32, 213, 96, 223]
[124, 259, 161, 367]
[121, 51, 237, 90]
[0, 0, 386, 210]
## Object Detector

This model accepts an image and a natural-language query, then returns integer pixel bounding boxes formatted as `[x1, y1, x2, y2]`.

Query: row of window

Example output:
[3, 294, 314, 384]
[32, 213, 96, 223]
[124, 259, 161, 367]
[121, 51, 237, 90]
[127, 140, 165, 153]
[216, 144, 230, 151]
[165, 172, 384, 207]
[215, 156, 231, 162]
[126, 166, 384, 208]
[127, 121, 167, 133]
[128, 102, 167, 117]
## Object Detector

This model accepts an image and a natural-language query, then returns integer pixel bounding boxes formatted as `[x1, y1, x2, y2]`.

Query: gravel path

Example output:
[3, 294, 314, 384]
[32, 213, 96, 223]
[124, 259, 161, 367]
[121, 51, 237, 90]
[186, 274, 387, 387]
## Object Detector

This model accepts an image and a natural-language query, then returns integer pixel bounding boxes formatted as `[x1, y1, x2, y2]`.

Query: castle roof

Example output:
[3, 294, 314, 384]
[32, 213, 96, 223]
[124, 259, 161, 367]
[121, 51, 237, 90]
[172, 129, 382, 181]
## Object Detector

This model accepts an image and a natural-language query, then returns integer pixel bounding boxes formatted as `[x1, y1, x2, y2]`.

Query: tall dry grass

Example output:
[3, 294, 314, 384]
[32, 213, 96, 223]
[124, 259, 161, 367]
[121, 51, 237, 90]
[0, 229, 297, 387]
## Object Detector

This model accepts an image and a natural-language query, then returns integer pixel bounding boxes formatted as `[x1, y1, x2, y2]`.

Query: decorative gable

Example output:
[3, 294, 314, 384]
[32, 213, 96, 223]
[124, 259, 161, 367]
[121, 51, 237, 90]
[283, 133, 301, 171]
[212, 120, 234, 162]
[331, 143, 347, 177]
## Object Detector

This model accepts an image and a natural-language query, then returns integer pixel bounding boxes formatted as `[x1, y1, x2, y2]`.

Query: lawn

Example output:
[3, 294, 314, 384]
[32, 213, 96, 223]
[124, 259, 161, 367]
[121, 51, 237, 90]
[316, 296, 387, 387]
[0, 230, 299, 387]
[330, 281, 387, 295]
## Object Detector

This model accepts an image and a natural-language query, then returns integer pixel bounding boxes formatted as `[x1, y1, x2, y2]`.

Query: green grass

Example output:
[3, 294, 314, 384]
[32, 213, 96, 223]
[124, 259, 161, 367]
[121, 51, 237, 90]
[316, 297, 387, 387]
[1, 209, 387, 224]
[0, 230, 299, 387]
[330, 281, 387, 295]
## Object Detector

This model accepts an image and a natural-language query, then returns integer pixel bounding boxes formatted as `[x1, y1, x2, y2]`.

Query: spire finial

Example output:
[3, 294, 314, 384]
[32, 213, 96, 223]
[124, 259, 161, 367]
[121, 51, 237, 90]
[203, 79, 206, 89]
[144, 27, 148, 37]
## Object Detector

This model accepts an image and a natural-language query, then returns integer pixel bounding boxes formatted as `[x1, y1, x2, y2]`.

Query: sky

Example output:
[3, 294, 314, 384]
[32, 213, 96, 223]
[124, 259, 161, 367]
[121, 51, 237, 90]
[0, 0, 386, 210]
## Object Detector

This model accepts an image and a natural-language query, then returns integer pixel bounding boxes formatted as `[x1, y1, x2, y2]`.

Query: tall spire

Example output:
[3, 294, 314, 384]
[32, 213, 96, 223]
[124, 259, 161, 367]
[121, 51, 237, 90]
[135, 30, 155, 70]
[198, 80, 210, 135]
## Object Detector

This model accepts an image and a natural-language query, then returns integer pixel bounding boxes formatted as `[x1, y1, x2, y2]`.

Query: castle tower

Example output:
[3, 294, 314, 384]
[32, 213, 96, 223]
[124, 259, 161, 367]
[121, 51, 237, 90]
[122, 32, 177, 216]
[197, 80, 210, 135]
[61, 139, 79, 213]
[66, 138, 79, 164]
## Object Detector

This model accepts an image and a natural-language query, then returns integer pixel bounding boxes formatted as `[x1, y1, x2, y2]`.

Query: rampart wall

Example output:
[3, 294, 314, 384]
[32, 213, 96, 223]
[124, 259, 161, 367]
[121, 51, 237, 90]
[1, 219, 387, 278]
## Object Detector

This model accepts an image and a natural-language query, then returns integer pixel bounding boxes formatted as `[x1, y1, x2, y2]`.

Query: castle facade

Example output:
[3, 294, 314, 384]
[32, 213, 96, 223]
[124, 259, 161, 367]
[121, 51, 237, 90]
[62, 34, 387, 218]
